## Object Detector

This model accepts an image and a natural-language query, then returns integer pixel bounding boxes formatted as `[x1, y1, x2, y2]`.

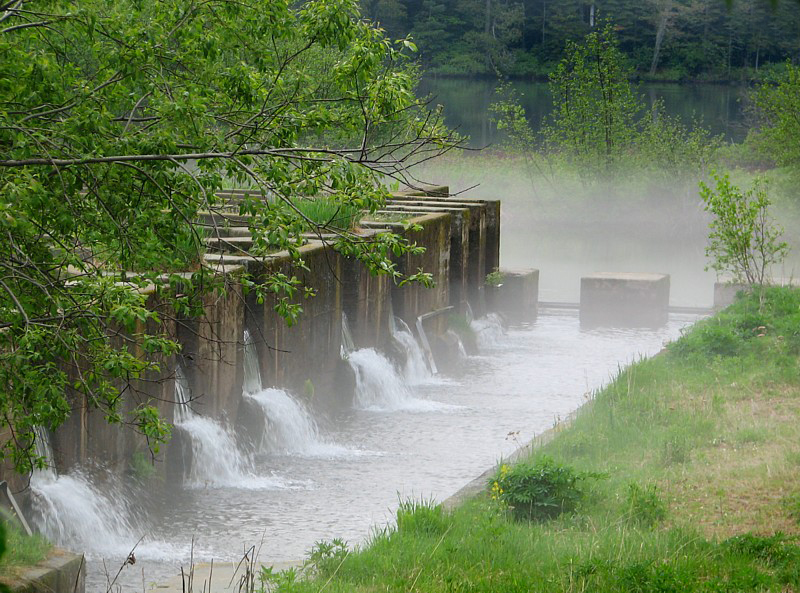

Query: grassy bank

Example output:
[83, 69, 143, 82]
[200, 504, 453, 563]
[271, 286, 800, 593]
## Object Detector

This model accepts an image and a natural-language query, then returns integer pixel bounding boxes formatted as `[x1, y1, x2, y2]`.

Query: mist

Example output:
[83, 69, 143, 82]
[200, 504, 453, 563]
[413, 154, 800, 309]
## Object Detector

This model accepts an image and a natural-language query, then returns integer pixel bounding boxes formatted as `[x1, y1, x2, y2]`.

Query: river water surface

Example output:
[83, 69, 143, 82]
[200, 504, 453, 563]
[72, 308, 700, 591]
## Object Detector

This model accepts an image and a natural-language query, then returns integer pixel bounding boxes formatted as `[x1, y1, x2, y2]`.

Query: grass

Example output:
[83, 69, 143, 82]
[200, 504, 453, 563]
[271, 286, 800, 593]
[0, 521, 51, 568]
[291, 197, 362, 232]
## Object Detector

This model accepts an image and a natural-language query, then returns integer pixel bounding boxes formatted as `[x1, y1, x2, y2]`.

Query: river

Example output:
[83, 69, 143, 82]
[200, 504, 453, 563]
[417, 77, 750, 148]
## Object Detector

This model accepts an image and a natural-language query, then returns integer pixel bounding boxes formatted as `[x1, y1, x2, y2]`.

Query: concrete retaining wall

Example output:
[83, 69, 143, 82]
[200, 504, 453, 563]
[2, 549, 85, 593]
[4, 187, 500, 490]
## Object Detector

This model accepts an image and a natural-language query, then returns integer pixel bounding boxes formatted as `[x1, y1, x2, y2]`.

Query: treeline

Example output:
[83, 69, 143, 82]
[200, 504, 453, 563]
[359, 0, 800, 80]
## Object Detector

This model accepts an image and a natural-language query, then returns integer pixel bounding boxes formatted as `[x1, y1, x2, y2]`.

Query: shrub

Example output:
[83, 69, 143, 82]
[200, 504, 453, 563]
[625, 483, 668, 528]
[699, 172, 788, 289]
[669, 320, 742, 358]
[304, 538, 349, 578]
[490, 457, 599, 521]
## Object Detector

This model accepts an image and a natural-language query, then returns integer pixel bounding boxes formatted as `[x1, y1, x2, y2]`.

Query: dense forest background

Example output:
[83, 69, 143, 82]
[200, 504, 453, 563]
[359, 0, 800, 79]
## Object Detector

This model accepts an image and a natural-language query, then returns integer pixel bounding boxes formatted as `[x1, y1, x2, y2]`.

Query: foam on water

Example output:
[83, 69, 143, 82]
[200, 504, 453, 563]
[247, 388, 353, 457]
[30, 470, 140, 555]
[471, 313, 506, 350]
[243, 330, 354, 457]
[174, 365, 283, 489]
[348, 348, 456, 412]
[28, 427, 149, 558]
[391, 316, 435, 385]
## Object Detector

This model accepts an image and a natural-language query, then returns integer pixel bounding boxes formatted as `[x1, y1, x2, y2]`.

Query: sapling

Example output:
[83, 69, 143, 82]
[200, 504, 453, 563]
[699, 172, 788, 294]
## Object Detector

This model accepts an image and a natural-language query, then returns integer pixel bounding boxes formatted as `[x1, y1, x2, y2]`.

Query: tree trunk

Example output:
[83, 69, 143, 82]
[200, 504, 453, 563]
[649, 11, 668, 75]
[541, 0, 546, 45]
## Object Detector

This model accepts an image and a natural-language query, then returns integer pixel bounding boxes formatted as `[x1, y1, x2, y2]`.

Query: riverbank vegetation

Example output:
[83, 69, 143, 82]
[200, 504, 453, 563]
[270, 285, 800, 593]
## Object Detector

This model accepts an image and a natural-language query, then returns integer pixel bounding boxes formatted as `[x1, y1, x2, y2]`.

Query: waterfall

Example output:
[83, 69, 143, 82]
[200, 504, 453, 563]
[391, 316, 433, 384]
[242, 329, 262, 396]
[247, 388, 333, 455]
[471, 313, 505, 349]
[29, 427, 138, 554]
[348, 348, 411, 410]
[341, 313, 355, 359]
[173, 365, 273, 489]
[445, 329, 469, 360]
[242, 330, 343, 456]
[414, 316, 439, 375]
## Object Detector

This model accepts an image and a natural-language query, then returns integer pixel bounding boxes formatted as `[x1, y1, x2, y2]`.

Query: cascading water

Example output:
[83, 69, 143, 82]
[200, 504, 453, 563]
[242, 331, 339, 456]
[341, 313, 356, 359]
[173, 365, 270, 489]
[471, 312, 505, 350]
[347, 348, 412, 410]
[249, 388, 336, 455]
[391, 316, 433, 384]
[29, 427, 138, 554]
[414, 316, 439, 374]
[242, 329, 263, 396]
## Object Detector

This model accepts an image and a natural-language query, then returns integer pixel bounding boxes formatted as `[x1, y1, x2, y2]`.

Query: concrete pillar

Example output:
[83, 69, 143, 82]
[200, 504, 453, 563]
[487, 268, 539, 322]
[580, 273, 670, 327]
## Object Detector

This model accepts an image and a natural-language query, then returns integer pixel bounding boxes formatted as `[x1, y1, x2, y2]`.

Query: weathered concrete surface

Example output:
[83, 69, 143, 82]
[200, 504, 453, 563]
[390, 213, 451, 336]
[580, 272, 670, 328]
[2, 548, 85, 593]
[7, 188, 499, 491]
[713, 281, 749, 310]
[487, 268, 539, 321]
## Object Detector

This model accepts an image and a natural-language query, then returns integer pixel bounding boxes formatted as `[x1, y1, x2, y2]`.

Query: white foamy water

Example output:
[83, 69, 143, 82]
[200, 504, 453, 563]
[347, 348, 454, 412]
[391, 316, 434, 384]
[471, 313, 506, 350]
[30, 471, 138, 554]
[174, 365, 282, 489]
[29, 428, 144, 557]
[243, 330, 352, 457]
[247, 388, 351, 457]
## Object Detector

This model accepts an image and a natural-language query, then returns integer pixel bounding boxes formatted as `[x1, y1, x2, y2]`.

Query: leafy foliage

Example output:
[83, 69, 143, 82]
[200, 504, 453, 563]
[304, 538, 350, 578]
[700, 172, 789, 288]
[625, 482, 668, 527]
[543, 23, 639, 174]
[492, 22, 719, 184]
[751, 63, 800, 168]
[490, 456, 600, 521]
[363, 0, 800, 79]
[0, 0, 458, 473]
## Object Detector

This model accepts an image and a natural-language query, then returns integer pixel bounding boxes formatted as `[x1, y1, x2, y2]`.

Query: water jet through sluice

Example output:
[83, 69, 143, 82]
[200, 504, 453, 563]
[2, 189, 714, 592]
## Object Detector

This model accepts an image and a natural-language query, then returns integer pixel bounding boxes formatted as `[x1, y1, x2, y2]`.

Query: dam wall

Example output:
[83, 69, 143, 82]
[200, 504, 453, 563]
[17, 186, 500, 486]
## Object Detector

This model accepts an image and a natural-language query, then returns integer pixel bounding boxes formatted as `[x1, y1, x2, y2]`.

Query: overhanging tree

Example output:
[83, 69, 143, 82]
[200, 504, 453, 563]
[0, 0, 459, 474]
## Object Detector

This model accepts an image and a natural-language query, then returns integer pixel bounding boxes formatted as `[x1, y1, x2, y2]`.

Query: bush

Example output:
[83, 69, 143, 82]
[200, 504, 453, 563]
[304, 538, 349, 578]
[669, 320, 742, 358]
[625, 483, 668, 527]
[490, 457, 599, 521]
[699, 172, 788, 288]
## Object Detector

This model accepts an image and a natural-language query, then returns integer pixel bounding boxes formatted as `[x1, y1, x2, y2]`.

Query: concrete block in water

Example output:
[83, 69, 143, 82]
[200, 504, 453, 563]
[487, 268, 539, 321]
[580, 273, 670, 327]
